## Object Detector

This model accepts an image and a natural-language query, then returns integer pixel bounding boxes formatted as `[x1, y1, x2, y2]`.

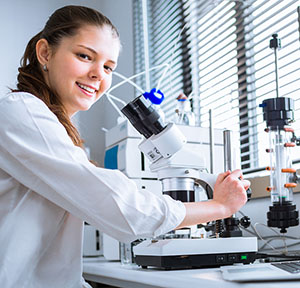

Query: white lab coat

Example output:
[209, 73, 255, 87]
[0, 92, 186, 288]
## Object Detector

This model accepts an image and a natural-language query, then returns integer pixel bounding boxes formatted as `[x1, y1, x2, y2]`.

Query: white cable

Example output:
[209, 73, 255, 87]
[258, 236, 300, 254]
[188, 90, 195, 100]
[240, 222, 300, 252]
[105, 91, 127, 106]
[156, 63, 171, 92]
[161, 22, 190, 97]
[107, 63, 169, 96]
[253, 222, 288, 253]
[105, 92, 125, 118]
[100, 63, 171, 124]
[259, 239, 300, 253]
[113, 71, 145, 94]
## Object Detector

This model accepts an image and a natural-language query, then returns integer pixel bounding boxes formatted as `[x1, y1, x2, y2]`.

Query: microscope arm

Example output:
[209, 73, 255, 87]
[120, 95, 219, 199]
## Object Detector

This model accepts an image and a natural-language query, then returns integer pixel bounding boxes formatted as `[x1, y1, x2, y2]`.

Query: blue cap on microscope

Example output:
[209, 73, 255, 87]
[143, 88, 164, 105]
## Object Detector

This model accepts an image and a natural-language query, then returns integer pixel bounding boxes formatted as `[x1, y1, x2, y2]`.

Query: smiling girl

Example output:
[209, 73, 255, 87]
[0, 5, 249, 288]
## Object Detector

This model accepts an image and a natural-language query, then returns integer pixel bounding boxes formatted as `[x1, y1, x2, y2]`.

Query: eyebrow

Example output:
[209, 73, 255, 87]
[77, 44, 117, 65]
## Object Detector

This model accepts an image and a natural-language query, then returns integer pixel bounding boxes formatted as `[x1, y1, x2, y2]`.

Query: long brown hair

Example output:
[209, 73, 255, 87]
[12, 5, 120, 147]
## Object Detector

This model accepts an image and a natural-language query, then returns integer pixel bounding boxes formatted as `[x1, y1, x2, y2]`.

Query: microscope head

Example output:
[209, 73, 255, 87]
[121, 94, 166, 139]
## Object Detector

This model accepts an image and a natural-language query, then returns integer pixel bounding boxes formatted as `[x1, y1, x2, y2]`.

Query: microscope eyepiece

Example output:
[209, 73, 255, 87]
[121, 95, 165, 138]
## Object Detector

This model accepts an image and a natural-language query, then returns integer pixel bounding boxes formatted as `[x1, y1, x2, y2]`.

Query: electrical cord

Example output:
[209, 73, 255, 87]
[254, 222, 288, 253]
[260, 241, 300, 253]
[237, 211, 300, 254]
[256, 252, 300, 261]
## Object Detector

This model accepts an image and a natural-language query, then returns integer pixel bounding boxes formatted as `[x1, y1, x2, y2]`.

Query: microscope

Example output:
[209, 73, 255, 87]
[121, 91, 257, 269]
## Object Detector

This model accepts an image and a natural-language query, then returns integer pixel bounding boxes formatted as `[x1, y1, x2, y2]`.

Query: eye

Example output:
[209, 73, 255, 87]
[104, 65, 114, 73]
[77, 53, 91, 61]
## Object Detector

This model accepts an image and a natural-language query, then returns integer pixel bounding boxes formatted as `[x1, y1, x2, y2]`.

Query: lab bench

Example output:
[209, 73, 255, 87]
[83, 257, 300, 288]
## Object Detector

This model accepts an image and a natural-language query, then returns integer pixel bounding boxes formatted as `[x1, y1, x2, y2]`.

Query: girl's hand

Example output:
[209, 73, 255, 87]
[212, 169, 250, 218]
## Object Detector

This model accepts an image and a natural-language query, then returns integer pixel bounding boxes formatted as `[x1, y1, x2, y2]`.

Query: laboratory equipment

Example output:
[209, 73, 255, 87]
[98, 110, 227, 263]
[174, 93, 195, 126]
[83, 224, 102, 257]
[260, 34, 299, 234]
[261, 97, 299, 233]
[104, 118, 226, 193]
[121, 91, 257, 269]
[213, 130, 251, 238]
[83, 224, 120, 260]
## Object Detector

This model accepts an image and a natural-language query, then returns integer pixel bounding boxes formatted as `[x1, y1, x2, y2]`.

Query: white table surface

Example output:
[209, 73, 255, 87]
[83, 257, 300, 288]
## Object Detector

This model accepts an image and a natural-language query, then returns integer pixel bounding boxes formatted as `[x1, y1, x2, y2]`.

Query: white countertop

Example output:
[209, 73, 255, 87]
[83, 257, 300, 288]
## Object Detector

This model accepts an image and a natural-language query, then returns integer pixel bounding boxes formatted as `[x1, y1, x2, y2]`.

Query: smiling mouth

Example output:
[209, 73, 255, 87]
[76, 82, 97, 94]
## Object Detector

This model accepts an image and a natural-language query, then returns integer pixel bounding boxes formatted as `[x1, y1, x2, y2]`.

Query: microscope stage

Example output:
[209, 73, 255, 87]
[133, 237, 257, 269]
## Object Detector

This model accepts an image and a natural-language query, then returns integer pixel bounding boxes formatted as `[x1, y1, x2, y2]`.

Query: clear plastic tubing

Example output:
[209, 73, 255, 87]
[267, 127, 295, 205]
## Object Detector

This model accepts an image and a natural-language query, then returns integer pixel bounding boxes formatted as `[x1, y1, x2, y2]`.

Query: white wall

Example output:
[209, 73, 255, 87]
[0, 0, 134, 165]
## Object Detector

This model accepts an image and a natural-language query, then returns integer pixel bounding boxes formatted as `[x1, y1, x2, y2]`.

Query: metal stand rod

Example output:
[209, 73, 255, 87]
[269, 34, 281, 98]
[274, 47, 279, 98]
[209, 109, 214, 174]
[223, 130, 233, 171]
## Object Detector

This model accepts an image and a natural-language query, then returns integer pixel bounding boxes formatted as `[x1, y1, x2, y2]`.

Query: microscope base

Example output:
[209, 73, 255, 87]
[133, 237, 257, 269]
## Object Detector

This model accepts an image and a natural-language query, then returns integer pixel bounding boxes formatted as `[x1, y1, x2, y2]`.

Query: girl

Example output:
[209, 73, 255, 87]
[0, 5, 249, 288]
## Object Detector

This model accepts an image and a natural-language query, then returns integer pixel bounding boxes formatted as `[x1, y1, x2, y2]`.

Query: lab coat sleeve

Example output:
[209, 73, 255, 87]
[0, 93, 186, 242]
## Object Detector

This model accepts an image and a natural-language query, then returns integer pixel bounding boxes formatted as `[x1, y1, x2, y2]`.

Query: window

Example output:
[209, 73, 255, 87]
[133, 0, 300, 174]
[133, 0, 192, 121]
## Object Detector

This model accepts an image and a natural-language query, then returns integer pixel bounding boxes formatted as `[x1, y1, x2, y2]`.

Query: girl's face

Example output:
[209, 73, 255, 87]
[46, 25, 120, 117]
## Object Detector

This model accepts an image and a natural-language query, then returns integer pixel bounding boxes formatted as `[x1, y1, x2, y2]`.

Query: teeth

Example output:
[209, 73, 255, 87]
[77, 83, 96, 93]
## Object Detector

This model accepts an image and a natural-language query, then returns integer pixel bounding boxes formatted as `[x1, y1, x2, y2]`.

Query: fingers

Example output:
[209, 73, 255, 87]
[213, 169, 250, 217]
[215, 170, 231, 185]
[242, 179, 251, 190]
[231, 169, 250, 190]
[230, 169, 243, 179]
[216, 169, 251, 192]
[217, 169, 251, 191]
[216, 169, 242, 186]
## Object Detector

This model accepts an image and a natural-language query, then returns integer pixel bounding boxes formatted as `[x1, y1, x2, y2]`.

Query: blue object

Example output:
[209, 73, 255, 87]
[259, 102, 267, 108]
[143, 88, 164, 105]
[104, 145, 118, 169]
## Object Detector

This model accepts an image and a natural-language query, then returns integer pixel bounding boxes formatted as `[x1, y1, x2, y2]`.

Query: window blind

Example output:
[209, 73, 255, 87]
[133, 0, 191, 121]
[133, 0, 300, 174]
[242, 0, 300, 172]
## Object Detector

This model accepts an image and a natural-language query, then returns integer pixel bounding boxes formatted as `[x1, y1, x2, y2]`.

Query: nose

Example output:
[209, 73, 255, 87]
[89, 63, 104, 81]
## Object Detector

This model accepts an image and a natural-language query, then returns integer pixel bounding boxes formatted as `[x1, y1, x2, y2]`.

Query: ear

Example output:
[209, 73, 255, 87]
[36, 38, 51, 67]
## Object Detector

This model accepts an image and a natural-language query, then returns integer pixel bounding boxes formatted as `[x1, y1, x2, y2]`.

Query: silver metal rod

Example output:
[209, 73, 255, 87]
[223, 129, 235, 217]
[223, 130, 233, 171]
[209, 109, 214, 174]
[274, 48, 280, 98]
